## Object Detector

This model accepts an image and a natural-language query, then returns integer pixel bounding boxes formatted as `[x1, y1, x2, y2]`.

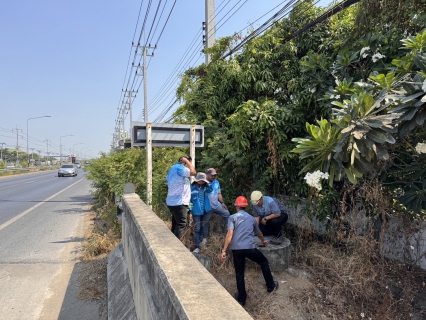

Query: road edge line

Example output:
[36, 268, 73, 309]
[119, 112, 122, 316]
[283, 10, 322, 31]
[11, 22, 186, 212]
[0, 178, 85, 232]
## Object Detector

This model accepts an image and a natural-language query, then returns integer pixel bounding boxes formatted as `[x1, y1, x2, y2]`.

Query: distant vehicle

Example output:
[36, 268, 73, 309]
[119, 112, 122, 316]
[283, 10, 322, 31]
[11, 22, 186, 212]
[74, 162, 81, 168]
[58, 164, 77, 177]
[85, 161, 91, 166]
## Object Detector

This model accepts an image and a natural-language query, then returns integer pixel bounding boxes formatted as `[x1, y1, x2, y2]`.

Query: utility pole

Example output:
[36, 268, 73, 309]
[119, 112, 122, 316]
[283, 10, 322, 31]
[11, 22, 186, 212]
[12, 127, 23, 167]
[204, 0, 216, 64]
[30, 147, 35, 162]
[123, 90, 137, 146]
[132, 44, 155, 123]
[37, 149, 42, 163]
[0, 142, 5, 162]
[45, 139, 51, 164]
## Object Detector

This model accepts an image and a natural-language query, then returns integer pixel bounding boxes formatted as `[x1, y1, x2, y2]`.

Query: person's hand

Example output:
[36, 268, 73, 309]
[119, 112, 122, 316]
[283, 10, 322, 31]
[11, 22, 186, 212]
[222, 203, 228, 210]
[262, 240, 269, 247]
[179, 157, 190, 165]
[261, 217, 267, 225]
[220, 251, 226, 262]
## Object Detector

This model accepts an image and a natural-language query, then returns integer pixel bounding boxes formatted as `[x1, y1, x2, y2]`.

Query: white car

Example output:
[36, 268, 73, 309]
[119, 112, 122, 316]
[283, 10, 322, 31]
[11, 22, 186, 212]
[58, 164, 77, 177]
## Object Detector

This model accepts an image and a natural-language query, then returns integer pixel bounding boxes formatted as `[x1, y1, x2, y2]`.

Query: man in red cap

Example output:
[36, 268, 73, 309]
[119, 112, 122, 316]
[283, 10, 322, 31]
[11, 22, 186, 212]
[200, 167, 230, 246]
[220, 196, 278, 306]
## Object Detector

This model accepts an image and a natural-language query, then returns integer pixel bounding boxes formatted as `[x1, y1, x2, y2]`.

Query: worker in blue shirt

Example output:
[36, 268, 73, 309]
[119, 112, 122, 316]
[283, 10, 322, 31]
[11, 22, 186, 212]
[166, 154, 196, 240]
[189, 172, 211, 253]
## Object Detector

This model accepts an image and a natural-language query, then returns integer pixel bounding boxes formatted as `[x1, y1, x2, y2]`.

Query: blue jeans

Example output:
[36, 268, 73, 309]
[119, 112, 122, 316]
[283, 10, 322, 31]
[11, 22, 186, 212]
[202, 205, 230, 238]
[193, 215, 203, 248]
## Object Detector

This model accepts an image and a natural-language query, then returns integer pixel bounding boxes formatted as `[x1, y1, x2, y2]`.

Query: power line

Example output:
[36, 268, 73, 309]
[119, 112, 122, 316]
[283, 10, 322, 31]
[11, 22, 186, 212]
[114, 0, 146, 122]
[147, 0, 169, 45]
[221, 0, 360, 59]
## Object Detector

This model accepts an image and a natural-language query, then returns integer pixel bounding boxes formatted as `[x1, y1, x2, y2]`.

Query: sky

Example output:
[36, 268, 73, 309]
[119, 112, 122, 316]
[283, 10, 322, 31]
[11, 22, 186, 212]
[0, 0, 330, 160]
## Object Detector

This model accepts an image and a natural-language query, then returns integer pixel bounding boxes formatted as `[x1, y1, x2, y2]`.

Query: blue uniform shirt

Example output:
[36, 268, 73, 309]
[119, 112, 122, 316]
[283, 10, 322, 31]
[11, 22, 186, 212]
[252, 196, 284, 219]
[166, 162, 191, 206]
[228, 210, 261, 250]
[206, 179, 221, 209]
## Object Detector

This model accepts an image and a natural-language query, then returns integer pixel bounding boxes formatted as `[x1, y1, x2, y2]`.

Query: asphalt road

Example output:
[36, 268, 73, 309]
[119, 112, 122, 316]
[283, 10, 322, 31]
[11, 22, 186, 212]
[0, 169, 100, 319]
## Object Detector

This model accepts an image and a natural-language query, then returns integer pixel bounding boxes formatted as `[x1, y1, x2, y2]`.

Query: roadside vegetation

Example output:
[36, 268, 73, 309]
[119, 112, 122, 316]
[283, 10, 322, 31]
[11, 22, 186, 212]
[83, 0, 426, 318]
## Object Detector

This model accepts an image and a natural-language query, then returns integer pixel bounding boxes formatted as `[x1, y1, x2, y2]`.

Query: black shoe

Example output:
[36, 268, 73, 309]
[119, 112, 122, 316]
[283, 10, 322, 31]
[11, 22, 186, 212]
[234, 292, 246, 306]
[267, 281, 279, 293]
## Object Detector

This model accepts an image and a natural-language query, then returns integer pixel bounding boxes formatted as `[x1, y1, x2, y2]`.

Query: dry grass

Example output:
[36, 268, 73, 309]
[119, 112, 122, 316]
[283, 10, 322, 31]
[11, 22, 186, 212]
[180, 214, 426, 319]
[77, 208, 121, 320]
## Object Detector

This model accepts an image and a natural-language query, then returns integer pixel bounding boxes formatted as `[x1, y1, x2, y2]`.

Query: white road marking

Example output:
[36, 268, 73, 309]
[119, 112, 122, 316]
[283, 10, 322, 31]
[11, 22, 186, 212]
[25, 181, 35, 184]
[0, 178, 84, 232]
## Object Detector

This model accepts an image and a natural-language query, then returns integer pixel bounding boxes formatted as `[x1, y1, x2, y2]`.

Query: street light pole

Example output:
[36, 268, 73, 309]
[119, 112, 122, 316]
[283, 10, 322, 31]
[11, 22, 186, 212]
[73, 143, 83, 161]
[81, 147, 88, 162]
[60, 134, 73, 165]
[27, 116, 51, 166]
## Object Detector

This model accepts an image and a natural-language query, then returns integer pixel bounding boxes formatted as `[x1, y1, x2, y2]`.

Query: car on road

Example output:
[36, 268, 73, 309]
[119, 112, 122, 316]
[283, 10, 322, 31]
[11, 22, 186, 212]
[58, 164, 77, 177]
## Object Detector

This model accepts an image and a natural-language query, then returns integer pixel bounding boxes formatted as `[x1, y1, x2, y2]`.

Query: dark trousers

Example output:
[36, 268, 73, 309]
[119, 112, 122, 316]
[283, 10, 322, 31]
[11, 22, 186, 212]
[259, 212, 288, 236]
[232, 248, 275, 304]
[168, 205, 188, 240]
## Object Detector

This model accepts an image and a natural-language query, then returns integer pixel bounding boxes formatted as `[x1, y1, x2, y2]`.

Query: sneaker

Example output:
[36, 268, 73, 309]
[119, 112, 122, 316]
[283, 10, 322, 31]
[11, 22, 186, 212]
[267, 281, 279, 293]
[193, 248, 200, 254]
[234, 292, 246, 306]
[201, 238, 207, 246]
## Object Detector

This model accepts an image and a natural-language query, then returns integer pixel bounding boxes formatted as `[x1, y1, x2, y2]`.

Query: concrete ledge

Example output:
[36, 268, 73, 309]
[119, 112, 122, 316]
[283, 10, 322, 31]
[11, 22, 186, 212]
[116, 193, 252, 320]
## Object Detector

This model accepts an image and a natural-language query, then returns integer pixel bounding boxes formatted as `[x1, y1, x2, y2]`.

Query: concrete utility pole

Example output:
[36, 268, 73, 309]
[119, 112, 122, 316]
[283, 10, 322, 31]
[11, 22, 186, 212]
[204, 0, 216, 64]
[45, 139, 50, 163]
[0, 142, 5, 161]
[123, 90, 137, 145]
[12, 127, 23, 167]
[30, 148, 35, 162]
[133, 45, 155, 123]
[37, 149, 42, 162]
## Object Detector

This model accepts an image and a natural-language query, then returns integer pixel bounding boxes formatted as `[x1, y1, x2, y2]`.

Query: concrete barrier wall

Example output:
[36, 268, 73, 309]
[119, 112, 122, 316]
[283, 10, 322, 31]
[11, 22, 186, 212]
[109, 192, 252, 320]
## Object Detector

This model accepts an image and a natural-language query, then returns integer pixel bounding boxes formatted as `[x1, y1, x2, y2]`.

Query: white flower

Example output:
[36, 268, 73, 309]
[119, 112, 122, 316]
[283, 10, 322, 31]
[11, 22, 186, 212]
[360, 47, 370, 57]
[410, 245, 414, 250]
[422, 80, 426, 92]
[372, 52, 386, 63]
[415, 142, 426, 154]
[335, 95, 340, 99]
[361, 313, 365, 318]
[304, 171, 329, 191]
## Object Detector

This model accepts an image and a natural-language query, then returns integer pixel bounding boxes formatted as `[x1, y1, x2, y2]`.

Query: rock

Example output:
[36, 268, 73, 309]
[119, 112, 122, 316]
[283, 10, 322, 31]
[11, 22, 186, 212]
[413, 292, 426, 312]
[193, 253, 212, 270]
[387, 282, 404, 300]
[314, 289, 322, 298]
[286, 267, 311, 279]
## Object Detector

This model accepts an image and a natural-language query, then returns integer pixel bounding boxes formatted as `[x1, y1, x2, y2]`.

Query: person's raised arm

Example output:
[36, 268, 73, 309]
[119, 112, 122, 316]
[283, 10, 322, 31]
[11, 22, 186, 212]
[180, 157, 196, 176]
